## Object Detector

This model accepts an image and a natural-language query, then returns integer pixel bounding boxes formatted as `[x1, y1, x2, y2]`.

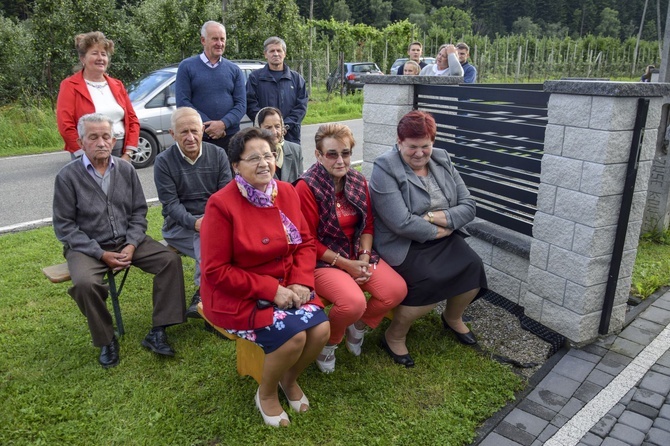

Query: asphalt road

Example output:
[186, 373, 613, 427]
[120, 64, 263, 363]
[0, 119, 364, 231]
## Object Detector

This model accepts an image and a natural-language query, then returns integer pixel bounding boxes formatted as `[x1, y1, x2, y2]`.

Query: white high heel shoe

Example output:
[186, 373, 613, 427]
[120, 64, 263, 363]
[279, 382, 310, 413]
[255, 388, 290, 427]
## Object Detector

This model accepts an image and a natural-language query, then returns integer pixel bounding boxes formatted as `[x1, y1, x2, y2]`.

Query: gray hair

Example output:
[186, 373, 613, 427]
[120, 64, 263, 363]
[77, 113, 113, 139]
[201, 21, 225, 38]
[263, 36, 286, 53]
[171, 107, 202, 130]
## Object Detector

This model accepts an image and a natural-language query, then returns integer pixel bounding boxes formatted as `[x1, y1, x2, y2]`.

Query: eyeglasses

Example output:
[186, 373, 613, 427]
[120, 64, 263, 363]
[321, 150, 352, 160]
[239, 152, 277, 165]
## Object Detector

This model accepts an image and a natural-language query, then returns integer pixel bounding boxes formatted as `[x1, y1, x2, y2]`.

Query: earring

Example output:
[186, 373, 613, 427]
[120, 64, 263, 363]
[234, 170, 240, 175]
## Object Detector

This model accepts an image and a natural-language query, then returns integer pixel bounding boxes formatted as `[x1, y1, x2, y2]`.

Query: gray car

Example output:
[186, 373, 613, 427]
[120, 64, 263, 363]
[127, 60, 265, 168]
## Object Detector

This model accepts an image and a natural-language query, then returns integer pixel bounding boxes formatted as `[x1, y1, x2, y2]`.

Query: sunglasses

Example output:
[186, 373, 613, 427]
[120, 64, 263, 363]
[321, 150, 352, 160]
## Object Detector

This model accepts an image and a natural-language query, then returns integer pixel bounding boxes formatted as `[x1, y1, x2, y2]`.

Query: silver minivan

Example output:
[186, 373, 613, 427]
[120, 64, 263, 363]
[127, 60, 265, 168]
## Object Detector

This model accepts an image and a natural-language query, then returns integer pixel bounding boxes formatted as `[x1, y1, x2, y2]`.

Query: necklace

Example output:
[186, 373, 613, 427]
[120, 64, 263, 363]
[85, 80, 108, 93]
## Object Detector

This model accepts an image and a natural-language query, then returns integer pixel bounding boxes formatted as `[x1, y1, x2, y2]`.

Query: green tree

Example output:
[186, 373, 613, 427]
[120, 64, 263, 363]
[331, 0, 351, 22]
[0, 14, 35, 102]
[226, 0, 306, 60]
[595, 7, 620, 38]
[512, 16, 541, 36]
[369, 0, 393, 28]
[127, 0, 221, 73]
[427, 6, 472, 38]
[391, 0, 425, 22]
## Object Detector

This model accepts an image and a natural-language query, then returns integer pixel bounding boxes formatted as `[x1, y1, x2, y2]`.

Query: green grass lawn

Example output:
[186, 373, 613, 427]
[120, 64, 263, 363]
[631, 229, 670, 299]
[0, 207, 523, 446]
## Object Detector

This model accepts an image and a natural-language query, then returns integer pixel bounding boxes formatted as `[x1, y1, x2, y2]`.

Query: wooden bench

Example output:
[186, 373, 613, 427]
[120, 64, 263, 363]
[42, 263, 130, 336]
[197, 302, 265, 384]
[195, 298, 394, 384]
[42, 240, 185, 338]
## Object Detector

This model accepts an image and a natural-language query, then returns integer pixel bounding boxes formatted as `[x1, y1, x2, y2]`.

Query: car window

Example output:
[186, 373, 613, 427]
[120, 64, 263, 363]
[145, 84, 171, 109]
[353, 64, 376, 73]
[392, 59, 407, 69]
[127, 70, 174, 102]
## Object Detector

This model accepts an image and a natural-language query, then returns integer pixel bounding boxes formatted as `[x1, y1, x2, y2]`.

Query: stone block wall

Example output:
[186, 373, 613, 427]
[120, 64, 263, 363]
[361, 76, 669, 346]
[522, 81, 666, 345]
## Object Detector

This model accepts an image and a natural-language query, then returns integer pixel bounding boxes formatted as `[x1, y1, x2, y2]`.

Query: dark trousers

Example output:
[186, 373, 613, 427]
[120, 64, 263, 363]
[205, 133, 233, 151]
[66, 236, 186, 347]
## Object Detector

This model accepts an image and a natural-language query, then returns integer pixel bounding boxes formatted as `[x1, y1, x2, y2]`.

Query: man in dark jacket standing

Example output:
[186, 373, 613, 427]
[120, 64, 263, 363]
[246, 36, 308, 144]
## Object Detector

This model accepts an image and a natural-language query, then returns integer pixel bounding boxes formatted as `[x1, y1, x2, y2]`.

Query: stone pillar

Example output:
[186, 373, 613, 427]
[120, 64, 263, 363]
[642, 102, 670, 233]
[521, 81, 668, 345]
[360, 76, 461, 178]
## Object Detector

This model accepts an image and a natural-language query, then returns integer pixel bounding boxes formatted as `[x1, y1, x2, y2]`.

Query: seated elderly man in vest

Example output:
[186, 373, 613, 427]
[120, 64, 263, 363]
[52, 113, 186, 368]
[154, 107, 232, 318]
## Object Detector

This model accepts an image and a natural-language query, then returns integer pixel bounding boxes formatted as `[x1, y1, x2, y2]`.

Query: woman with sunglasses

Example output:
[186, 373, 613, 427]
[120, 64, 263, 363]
[294, 123, 407, 373]
[201, 127, 329, 426]
[253, 106, 304, 182]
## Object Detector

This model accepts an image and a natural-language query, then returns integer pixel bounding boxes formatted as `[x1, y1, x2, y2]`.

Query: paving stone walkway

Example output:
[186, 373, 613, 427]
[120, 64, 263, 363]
[474, 290, 670, 446]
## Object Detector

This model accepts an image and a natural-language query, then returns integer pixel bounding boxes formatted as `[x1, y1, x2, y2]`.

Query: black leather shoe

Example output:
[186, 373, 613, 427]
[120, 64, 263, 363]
[441, 313, 478, 345]
[141, 327, 175, 356]
[380, 334, 414, 368]
[185, 289, 202, 319]
[99, 336, 119, 368]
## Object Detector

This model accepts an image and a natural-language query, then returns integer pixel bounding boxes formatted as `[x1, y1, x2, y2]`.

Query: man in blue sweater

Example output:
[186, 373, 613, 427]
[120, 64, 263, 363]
[154, 107, 232, 318]
[246, 36, 307, 144]
[175, 21, 246, 150]
[456, 42, 477, 83]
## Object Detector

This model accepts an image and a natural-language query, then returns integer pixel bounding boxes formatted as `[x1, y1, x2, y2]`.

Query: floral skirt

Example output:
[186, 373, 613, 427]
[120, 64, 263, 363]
[225, 304, 328, 354]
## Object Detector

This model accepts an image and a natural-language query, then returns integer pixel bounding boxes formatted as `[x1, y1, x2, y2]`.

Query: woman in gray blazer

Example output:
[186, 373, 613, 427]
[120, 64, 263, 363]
[254, 107, 304, 182]
[369, 110, 487, 367]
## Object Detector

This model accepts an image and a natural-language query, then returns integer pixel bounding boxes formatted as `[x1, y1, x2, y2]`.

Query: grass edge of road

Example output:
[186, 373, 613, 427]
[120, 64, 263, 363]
[0, 88, 363, 158]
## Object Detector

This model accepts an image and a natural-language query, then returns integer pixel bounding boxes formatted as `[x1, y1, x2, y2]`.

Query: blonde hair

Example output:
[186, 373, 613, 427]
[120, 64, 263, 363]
[404, 60, 420, 75]
[75, 31, 115, 59]
[315, 123, 356, 152]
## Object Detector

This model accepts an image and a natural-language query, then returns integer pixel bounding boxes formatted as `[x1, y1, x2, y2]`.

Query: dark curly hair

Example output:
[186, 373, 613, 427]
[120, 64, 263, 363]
[227, 127, 276, 164]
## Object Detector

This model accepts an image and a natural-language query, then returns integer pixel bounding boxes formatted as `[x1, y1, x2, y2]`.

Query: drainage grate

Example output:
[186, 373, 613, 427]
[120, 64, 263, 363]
[480, 289, 566, 357]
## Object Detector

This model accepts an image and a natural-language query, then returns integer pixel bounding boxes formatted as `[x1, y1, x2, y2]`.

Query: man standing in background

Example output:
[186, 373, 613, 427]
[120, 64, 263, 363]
[456, 42, 477, 83]
[175, 21, 246, 150]
[246, 36, 308, 144]
[397, 42, 427, 75]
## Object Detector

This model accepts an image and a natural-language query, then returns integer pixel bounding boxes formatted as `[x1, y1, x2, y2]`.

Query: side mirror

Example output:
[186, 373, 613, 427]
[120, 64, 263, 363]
[167, 96, 176, 107]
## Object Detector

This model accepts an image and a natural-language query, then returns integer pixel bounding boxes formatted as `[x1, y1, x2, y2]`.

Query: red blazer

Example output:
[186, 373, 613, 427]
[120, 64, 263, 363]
[56, 70, 140, 153]
[200, 180, 321, 330]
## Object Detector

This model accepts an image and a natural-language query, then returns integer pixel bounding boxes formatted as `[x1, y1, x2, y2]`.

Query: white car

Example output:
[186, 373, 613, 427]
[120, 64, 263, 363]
[127, 60, 265, 168]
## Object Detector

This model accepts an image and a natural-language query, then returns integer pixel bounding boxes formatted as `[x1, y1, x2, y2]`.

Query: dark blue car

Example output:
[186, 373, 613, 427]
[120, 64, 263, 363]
[326, 62, 383, 95]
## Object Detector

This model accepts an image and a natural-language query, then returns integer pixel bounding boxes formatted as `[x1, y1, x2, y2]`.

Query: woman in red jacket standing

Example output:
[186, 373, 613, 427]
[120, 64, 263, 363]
[200, 127, 329, 427]
[56, 31, 139, 161]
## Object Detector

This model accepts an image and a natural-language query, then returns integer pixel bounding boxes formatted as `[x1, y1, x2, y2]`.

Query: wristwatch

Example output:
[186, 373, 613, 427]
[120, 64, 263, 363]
[427, 212, 434, 223]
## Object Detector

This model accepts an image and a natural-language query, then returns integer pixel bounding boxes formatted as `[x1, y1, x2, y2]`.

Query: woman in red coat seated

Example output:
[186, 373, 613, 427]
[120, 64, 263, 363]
[200, 127, 330, 427]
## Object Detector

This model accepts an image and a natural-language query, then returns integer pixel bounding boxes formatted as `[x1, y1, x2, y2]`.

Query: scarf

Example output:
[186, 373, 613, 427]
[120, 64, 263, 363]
[235, 175, 301, 244]
[298, 162, 379, 267]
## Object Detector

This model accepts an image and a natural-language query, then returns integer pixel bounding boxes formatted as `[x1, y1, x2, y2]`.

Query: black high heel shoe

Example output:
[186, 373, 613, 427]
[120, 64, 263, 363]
[380, 335, 415, 368]
[441, 314, 478, 345]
